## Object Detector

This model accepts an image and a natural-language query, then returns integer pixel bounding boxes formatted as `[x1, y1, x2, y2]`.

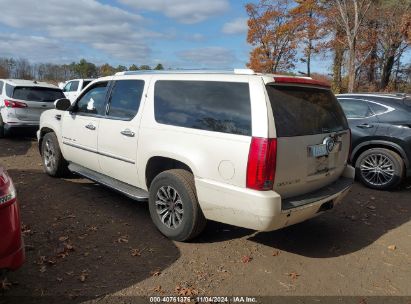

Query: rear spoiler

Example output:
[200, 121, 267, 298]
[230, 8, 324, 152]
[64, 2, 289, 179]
[273, 76, 331, 89]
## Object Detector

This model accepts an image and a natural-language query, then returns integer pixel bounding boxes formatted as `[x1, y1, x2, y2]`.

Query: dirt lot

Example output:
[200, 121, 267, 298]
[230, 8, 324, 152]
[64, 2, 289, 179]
[0, 136, 410, 302]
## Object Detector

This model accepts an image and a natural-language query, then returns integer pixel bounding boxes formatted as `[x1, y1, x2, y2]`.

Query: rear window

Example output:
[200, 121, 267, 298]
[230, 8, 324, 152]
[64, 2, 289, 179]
[154, 81, 251, 136]
[266, 85, 348, 137]
[12, 87, 65, 102]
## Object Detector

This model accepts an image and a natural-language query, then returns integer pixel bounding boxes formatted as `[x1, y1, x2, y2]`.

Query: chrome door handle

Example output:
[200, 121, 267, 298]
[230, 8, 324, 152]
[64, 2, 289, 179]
[120, 129, 135, 137]
[85, 123, 96, 130]
[357, 123, 374, 129]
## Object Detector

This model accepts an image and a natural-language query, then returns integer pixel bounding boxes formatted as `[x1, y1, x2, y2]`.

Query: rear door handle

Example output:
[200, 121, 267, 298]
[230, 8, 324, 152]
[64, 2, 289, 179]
[357, 123, 374, 129]
[85, 123, 96, 130]
[120, 129, 135, 137]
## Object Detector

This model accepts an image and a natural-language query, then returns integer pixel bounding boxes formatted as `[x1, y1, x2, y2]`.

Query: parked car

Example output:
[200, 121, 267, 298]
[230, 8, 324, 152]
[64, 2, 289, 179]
[0, 167, 25, 272]
[0, 79, 65, 138]
[337, 93, 411, 190]
[37, 70, 354, 241]
[62, 79, 94, 103]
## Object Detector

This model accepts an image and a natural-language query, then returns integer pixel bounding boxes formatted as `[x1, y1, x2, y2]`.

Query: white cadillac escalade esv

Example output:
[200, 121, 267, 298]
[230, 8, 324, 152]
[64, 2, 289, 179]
[37, 69, 355, 241]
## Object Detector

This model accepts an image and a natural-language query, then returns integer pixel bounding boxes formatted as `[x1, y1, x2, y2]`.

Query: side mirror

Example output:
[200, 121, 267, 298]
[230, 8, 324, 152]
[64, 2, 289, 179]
[54, 98, 71, 111]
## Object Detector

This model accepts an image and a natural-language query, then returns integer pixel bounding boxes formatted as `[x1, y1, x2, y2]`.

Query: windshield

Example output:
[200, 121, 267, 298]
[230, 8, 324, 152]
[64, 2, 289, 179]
[12, 87, 65, 102]
[266, 84, 348, 137]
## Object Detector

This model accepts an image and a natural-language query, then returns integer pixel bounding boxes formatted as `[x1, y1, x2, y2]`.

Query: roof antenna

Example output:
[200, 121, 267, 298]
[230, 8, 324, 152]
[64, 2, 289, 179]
[33, 80, 38, 84]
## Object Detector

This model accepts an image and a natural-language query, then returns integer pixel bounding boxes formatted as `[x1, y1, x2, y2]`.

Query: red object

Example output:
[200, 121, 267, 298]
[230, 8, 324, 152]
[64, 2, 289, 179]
[0, 167, 25, 271]
[4, 99, 28, 108]
[273, 76, 331, 88]
[246, 137, 277, 191]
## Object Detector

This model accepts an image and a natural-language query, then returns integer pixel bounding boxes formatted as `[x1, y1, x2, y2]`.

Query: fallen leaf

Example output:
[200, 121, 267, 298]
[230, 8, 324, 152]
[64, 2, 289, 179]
[88, 226, 98, 232]
[39, 266, 47, 273]
[288, 272, 300, 280]
[272, 250, 280, 256]
[175, 286, 198, 296]
[58, 236, 69, 242]
[150, 270, 161, 276]
[117, 236, 129, 243]
[130, 248, 141, 257]
[367, 205, 376, 210]
[241, 255, 253, 263]
[388, 245, 396, 251]
[1, 277, 12, 291]
[153, 285, 162, 292]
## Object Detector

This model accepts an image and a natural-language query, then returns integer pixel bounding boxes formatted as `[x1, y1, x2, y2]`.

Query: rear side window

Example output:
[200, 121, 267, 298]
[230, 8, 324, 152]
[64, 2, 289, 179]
[107, 80, 145, 120]
[266, 85, 348, 137]
[338, 98, 373, 118]
[154, 81, 251, 136]
[12, 87, 65, 102]
[5, 84, 14, 97]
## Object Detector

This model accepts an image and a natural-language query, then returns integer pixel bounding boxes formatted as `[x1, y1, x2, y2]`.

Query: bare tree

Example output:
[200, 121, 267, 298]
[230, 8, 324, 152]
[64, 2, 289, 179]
[333, 0, 372, 92]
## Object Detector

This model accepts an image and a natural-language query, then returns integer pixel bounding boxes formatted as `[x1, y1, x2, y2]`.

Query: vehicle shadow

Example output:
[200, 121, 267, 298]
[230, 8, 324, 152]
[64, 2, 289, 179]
[0, 135, 37, 158]
[2, 169, 180, 303]
[198, 182, 411, 258]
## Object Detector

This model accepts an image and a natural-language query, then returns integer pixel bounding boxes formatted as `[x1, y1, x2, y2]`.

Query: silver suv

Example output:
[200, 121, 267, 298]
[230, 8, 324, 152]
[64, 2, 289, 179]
[0, 79, 65, 137]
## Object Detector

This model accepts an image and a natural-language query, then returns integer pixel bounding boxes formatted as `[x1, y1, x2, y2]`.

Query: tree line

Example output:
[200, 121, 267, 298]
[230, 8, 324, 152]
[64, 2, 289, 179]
[246, 0, 411, 93]
[0, 58, 164, 83]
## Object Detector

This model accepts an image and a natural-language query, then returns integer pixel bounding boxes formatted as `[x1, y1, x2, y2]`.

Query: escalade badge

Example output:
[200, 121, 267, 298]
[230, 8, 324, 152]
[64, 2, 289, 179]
[323, 136, 335, 154]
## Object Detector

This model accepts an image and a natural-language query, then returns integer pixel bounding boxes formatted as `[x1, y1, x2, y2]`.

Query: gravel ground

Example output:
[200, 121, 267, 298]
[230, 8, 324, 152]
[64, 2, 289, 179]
[0, 136, 410, 303]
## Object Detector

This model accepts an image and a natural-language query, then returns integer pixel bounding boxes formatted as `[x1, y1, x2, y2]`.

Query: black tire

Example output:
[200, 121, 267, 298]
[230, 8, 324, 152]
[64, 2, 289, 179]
[41, 132, 69, 177]
[355, 148, 404, 190]
[0, 115, 5, 138]
[148, 169, 206, 241]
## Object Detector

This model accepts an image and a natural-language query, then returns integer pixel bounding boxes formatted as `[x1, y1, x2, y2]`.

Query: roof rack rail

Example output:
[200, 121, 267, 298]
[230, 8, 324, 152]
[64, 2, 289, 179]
[115, 68, 256, 76]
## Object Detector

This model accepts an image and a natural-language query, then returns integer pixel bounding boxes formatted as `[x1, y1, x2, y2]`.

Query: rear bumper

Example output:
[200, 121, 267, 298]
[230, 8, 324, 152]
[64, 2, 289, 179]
[4, 122, 39, 134]
[196, 165, 355, 231]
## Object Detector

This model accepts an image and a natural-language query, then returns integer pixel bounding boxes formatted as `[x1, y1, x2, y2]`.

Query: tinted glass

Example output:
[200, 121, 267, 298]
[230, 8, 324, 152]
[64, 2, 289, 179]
[70, 81, 79, 92]
[338, 98, 373, 119]
[76, 82, 108, 115]
[12, 87, 65, 102]
[368, 102, 388, 115]
[0, 81, 3, 95]
[154, 81, 251, 136]
[108, 80, 144, 120]
[82, 81, 92, 90]
[5, 84, 14, 97]
[267, 85, 348, 137]
[63, 82, 71, 92]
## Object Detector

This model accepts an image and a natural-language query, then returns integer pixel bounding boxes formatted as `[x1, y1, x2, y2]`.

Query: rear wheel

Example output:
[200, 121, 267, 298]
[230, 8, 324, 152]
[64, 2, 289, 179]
[41, 132, 68, 177]
[355, 148, 404, 190]
[148, 169, 206, 241]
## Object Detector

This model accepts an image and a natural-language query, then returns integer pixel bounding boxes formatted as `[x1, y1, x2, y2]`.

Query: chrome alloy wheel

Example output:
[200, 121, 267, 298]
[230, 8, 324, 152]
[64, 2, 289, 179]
[43, 139, 56, 171]
[155, 186, 184, 229]
[360, 153, 395, 186]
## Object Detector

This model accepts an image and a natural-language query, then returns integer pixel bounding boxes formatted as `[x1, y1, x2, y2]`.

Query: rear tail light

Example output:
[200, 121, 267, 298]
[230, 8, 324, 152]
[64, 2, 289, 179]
[4, 99, 28, 108]
[0, 168, 16, 208]
[246, 137, 277, 191]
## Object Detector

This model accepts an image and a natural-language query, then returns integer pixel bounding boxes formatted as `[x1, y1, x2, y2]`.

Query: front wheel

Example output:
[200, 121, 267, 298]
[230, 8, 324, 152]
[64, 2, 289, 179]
[148, 169, 206, 241]
[41, 132, 68, 177]
[355, 148, 404, 190]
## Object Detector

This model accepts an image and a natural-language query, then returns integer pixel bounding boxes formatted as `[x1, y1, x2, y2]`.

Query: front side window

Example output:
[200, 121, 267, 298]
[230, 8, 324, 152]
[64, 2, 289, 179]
[63, 81, 79, 92]
[338, 98, 374, 119]
[75, 82, 108, 116]
[154, 81, 252, 136]
[107, 80, 145, 120]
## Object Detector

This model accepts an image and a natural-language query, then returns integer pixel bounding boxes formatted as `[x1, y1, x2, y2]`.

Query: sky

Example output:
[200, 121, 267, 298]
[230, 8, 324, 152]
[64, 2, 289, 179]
[0, 0, 329, 72]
